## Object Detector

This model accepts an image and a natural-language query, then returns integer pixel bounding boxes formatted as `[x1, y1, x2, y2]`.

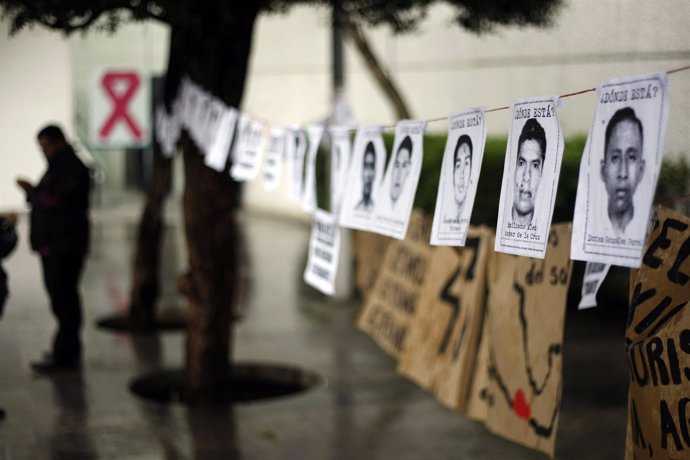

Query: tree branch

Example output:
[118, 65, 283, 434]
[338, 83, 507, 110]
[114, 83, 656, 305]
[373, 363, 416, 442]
[347, 20, 412, 120]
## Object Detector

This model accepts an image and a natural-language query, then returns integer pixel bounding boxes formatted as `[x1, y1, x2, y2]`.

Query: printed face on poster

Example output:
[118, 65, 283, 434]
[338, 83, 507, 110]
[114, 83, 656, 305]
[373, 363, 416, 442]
[431, 108, 487, 247]
[301, 124, 324, 213]
[285, 126, 307, 203]
[204, 106, 238, 172]
[329, 126, 352, 218]
[571, 73, 669, 268]
[231, 116, 266, 182]
[372, 120, 427, 240]
[262, 127, 286, 191]
[495, 97, 564, 259]
[338, 125, 387, 231]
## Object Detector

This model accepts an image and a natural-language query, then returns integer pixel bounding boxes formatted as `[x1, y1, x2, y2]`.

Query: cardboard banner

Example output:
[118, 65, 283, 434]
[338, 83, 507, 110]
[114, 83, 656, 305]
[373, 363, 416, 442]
[204, 105, 238, 172]
[230, 116, 266, 181]
[372, 120, 427, 240]
[352, 230, 391, 300]
[430, 108, 487, 247]
[624, 207, 690, 460]
[339, 125, 387, 232]
[286, 126, 307, 203]
[484, 223, 573, 457]
[357, 211, 432, 358]
[329, 125, 352, 218]
[572, 73, 670, 268]
[262, 127, 286, 191]
[302, 124, 325, 213]
[577, 261, 611, 310]
[303, 209, 341, 296]
[495, 97, 565, 259]
[398, 226, 492, 412]
[465, 297, 492, 422]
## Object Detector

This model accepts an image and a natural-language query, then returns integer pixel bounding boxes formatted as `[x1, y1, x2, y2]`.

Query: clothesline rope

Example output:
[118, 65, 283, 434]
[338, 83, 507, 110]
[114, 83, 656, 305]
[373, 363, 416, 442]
[360, 63, 690, 132]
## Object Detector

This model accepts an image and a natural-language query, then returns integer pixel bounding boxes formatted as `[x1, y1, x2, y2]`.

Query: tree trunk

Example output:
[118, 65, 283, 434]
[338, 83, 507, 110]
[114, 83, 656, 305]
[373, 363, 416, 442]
[172, 4, 258, 402]
[127, 22, 183, 329]
[127, 144, 171, 329]
[347, 21, 412, 120]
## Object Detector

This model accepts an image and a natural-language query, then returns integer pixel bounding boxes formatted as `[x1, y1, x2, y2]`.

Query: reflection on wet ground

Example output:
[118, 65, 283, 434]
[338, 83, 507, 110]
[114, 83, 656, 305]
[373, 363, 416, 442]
[0, 198, 628, 459]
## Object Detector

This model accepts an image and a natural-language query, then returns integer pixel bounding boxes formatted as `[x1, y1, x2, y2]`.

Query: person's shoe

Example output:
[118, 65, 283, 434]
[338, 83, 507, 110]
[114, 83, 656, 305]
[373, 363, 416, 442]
[0, 407, 6, 420]
[30, 356, 81, 374]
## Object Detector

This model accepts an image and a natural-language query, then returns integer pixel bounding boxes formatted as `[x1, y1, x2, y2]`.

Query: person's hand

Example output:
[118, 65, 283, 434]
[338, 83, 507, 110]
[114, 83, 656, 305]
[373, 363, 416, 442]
[15, 178, 33, 193]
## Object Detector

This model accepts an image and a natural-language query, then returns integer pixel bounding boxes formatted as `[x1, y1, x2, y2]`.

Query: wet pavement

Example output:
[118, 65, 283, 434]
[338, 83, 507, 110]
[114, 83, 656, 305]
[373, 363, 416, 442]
[0, 196, 629, 459]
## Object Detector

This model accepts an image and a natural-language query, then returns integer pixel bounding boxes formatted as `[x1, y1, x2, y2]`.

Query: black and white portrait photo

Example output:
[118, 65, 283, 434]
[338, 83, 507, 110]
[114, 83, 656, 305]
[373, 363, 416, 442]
[355, 141, 377, 212]
[286, 125, 306, 203]
[301, 124, 324, 213]
[339, 125, 386, 232]
[231, 116, 265, 182]
[329, 126, 352, 218]
[495, 97, 564, 258]
[571, 73, 669, 268]
[511, 118, 546, 226]
[600, 108, 645, 235]
[431, 108, 487, 246]
[372, 119, 426, 240]
[262, 127, 286, 191]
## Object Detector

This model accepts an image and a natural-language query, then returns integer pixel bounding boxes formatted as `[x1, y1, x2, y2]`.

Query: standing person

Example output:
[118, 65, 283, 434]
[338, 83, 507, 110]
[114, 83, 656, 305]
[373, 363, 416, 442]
[0, 212, 18, 419]
[16, 125, 91, 373]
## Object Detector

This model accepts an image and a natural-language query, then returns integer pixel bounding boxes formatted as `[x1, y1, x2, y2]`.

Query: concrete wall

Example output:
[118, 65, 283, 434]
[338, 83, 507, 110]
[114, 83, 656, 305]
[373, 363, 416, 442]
[1, 1, 688, 215]
[0, 22, 73, 210]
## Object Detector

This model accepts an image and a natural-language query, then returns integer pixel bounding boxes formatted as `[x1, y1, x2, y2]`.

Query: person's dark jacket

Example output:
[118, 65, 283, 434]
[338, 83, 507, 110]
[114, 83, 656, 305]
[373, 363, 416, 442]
[28, 145, 90, 257]
[0, 217, 18, 316]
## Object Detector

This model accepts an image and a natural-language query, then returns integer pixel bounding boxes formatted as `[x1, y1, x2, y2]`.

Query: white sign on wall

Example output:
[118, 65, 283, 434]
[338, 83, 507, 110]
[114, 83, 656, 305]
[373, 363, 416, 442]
[89, 68, 151, 148]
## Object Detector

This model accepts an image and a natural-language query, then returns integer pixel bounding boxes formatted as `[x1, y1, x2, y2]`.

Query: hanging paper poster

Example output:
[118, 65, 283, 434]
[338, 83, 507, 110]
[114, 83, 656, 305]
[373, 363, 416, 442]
[329, 125, 352, 217]
[495, 96, 565, 259]
[303, 209, 341, 296]
[357, 211, 432, 358]
[624, 207, 690, 460]
[262, 127, 286, 191]
[371, 120, 427, 240]
[339, 125, 387, 231]
[430, 108, 487, 247]
[204, 106, 238, 172]
[178, 77, 199, 129]
[577, 262, 611, 310]
[301, 124, 325, 213]
[189, 89, 212, 151]
[484, 223, 573, 457]
[398, 226, 491, 412]
[571, 73, 670, 268]
[286, 125, 307, 203]
[155, 105, 181, 158]
[199, 98, 226, 156]
[230, 116, 266, 182]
